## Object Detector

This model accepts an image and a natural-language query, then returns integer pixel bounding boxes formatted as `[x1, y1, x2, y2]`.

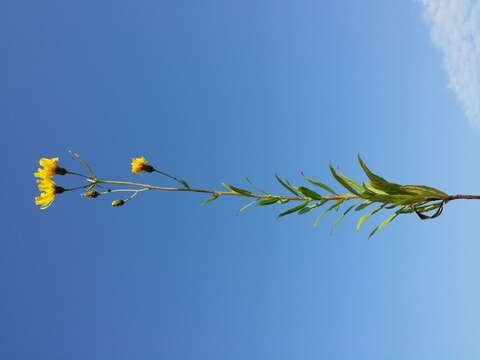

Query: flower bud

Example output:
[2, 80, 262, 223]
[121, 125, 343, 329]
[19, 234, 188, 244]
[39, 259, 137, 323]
[84, 190, 100, 198]
[111, 199, 126, 207]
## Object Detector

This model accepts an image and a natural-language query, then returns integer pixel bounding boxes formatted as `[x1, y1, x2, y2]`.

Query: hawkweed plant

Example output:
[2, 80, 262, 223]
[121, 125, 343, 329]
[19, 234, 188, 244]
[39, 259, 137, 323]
[34, 151, 479, 238]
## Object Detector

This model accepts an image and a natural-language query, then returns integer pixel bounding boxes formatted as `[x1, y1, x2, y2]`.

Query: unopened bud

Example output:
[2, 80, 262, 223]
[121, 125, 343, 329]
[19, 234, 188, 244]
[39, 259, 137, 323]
[111, 199, 126, 207]
[84, 190, 100, 198]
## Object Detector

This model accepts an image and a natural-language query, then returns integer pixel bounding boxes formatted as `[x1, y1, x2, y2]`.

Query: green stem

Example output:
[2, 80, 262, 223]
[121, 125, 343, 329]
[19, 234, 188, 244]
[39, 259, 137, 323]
[66, 170, 91, 179]
[95, 179, 358, 202]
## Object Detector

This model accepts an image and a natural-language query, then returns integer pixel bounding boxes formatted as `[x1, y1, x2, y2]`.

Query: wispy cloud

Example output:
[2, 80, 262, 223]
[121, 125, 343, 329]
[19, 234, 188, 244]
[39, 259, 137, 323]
[421, 0, 480, 126]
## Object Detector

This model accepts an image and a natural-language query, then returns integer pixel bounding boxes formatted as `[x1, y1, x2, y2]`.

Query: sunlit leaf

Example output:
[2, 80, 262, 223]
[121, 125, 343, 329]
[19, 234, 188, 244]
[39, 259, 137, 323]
[275, 174, 302, 196]
[399, 185, 448, 199]
[330, 200, 362, 234]
[257, 198, 280, 206]
[314, 199, 345, 227]
[357, 155, 404, 194]
[278, 201, 310, 218]
[298, 200, 327, 215]
[356, 203, 386, 231]
[238, 200, 257, 214]
[230, 185, 254, 197]
[202, 195, 219, 205]
[245, 177, 268, 194]
[355, 200, 373, 211]
[368, 212, 399, 238]
[301, 172, 337, 194]
[297, 186, 324, 200]
[329, 164, 362, 195]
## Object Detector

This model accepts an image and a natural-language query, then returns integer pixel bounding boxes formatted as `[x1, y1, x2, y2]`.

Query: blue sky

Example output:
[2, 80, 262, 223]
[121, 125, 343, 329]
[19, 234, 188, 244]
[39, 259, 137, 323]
[3, 0, 480, 358]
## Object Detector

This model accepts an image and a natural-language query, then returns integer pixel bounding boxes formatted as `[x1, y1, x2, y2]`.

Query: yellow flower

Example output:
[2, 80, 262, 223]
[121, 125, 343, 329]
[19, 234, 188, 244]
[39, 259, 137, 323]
[34, 157, 65, 179]
[131, 156, 154, 174]
[35, 177, 64, 210]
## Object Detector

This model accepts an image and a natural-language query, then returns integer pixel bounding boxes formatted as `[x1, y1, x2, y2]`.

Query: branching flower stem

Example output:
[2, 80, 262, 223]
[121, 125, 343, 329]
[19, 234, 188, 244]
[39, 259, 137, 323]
[94, 179, 357, 202]
[91, 180, 480, 203]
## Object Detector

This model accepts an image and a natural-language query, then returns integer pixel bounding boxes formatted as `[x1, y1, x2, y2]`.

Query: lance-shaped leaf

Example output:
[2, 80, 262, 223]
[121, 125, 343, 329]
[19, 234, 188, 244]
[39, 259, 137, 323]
[274, 174, 303, 196]
[222, 183, 254, 197]
[257, 198, 281, 206]
[314, 199, 345, 227]
[278, 201, 310, 218]
[245, 177, 268, 194]
[355, 200, 373, 211]
[362, 181, 388, 195]
[301, 172, 337, 194]
[399, 185, 448, 199]
[368, 212, 400, 238]
[298, 200, 327, 215]
[202, 195, 219, 205]
[331, 199, 362, 234]
[357, 155, 404, 194]
[297, 186, 324, 200]
[238, 200, 257, 214]
[356, 203, 387, 231]
[329, 164, 362, 195]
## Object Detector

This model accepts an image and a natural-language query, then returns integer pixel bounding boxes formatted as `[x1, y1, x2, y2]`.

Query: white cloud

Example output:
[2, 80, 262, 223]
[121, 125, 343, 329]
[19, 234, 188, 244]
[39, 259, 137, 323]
[421, 0, 480, 126]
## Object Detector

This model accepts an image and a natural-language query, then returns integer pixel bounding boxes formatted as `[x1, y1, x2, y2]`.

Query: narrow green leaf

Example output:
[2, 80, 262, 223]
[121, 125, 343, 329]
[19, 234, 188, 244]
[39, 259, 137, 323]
[202, 195, 219, 205]
[238, 200, 257, 214]
[355, 200, 373, 211]
[344, 200, 362, 216]
[399, 185, 448, 199]
[179, 180, 190, 189]
[298, 201, 327, 215]
[229, 185, 254, 197]
[414, 202, 443, 214]
[297, 206, 314, 215]
[297, 186, 324, 200]
[329, 164, 362, 195]
[330, 200, 362, 234]
[356, 204, 386, 231]
[362, 181, 388, 195]
[368, 212, 399, 238]
[245, 177, 268, 194]
[275, 174, 302, 196]
[286, 179, 303, 196]
[371, 194, 427, 206]
[257, 198, 280, 206]
[358, 155, 390, 186]
[278, 201, 310, 218]
[357, 155, 404, 194]
[222, 183, 234, 192]
[385, 204, 398, 209]
[314, 200, 345, 227]
[222, 183, 254, 197]
[301, 172, 337, 194]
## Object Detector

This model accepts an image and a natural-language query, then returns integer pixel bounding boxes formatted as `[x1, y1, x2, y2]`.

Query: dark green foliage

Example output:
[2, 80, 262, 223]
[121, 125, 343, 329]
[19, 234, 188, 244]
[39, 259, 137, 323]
[225, 155, 449, 237]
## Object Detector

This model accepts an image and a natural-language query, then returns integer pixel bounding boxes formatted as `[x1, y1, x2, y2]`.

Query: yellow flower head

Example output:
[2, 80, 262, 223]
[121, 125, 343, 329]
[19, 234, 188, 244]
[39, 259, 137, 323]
[34, 157, 65, 179]
[131, 156, 154, 174]
[35, 177, 64, 210]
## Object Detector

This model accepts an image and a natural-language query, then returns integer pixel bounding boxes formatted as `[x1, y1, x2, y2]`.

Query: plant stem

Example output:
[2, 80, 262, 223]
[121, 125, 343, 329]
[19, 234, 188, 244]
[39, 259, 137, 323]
[95, 179, 358, 202]
[445, 194, 480, 201]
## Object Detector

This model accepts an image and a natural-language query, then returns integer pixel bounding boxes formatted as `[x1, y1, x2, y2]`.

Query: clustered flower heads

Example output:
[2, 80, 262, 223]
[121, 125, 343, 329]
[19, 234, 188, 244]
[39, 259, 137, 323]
[34, 152, 464, 237]
[34, 154, 166, 211]
[34, 157, 66, 209]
